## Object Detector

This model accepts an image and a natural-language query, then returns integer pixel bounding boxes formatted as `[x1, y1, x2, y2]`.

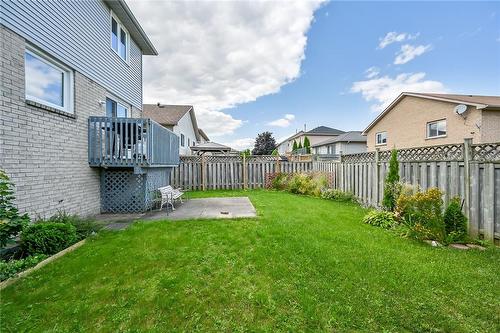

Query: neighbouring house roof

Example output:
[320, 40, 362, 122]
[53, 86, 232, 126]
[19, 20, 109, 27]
[143, 104, 201, 141]
[191, 142, 232, 154]
[363, 92, 500, 134]
[306, 126, 345, 135]
[311, 131, 366, 148]
[198, 129, 210, 141]
[104, 0, 158, 55]
[278, 126, 345, 146]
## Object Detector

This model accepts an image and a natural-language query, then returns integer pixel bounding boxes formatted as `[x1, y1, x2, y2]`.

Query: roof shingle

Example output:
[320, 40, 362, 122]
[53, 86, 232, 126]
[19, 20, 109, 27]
[143, 104, 193, 126]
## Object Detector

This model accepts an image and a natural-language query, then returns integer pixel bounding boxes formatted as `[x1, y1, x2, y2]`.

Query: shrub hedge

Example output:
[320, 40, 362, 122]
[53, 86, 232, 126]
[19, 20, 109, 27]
[21, 222, 77, 256]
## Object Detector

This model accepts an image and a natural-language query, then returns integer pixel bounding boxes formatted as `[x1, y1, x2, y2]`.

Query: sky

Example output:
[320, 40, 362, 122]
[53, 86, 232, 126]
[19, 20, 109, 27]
[129, 1, 500, 150]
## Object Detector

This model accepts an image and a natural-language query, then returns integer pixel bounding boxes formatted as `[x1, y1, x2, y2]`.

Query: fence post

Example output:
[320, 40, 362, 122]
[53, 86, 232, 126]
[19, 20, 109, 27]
[463, 138, 474, 235]
[201, 154, 206, 191]
[243, 154, 247, 190]
[374, 148, 380, 206]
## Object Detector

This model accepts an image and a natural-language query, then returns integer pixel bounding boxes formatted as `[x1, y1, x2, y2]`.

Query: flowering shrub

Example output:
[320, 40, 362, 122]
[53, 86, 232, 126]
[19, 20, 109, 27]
[396, 187, 445, 241]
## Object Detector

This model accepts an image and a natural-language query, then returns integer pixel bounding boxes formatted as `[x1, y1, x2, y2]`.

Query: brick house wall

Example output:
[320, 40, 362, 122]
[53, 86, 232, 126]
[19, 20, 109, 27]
[0, 25, 141, 218]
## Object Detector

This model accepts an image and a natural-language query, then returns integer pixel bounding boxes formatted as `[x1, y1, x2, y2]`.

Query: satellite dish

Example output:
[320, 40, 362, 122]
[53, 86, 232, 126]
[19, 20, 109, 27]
[454, 104, 467, 115]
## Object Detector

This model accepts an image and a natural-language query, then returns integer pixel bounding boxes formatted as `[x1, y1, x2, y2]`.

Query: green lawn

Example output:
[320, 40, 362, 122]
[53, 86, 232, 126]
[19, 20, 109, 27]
[1, 190, 499, 332]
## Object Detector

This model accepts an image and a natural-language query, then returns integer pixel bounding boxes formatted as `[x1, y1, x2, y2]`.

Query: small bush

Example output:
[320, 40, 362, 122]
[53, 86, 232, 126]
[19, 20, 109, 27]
[0, 254, 47, 281]
[444, 197, 467, 243]
[363, 210, 397, 229]
[42, 211, 101, 240]
[287, 173, 328, 196]
[321, 189, 357, 203]
[270, 173, 289, 191]
[21, 222, 77, 255]
[396, 188, 445, 241]
[0, 170, 30, 247]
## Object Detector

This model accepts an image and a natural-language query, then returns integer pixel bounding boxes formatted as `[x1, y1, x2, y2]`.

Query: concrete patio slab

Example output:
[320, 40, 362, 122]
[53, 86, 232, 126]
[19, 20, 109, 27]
[144, 197, 257, 221]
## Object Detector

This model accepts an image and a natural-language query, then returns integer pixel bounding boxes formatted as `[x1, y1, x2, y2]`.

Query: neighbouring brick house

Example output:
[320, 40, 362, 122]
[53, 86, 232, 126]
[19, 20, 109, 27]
[363, 92, 500, 151]
[0, 0, 179, 217]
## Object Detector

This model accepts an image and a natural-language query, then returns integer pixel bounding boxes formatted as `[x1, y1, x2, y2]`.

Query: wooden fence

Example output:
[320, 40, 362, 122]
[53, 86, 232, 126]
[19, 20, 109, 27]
[170, 155, 313, 190]
[332, 139, 500, 243]
[170, 140, 499, 242]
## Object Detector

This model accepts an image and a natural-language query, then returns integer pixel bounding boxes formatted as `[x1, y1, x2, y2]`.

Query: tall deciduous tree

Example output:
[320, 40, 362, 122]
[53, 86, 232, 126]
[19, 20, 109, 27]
[252, 132, 276, 155]
[382, 149, 400, 211]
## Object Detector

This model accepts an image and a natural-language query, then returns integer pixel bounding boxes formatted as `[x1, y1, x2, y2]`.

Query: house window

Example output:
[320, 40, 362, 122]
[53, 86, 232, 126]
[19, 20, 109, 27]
[187, 138, 190, 147]
[180, 134, 185, 147]
[111, 13, 128, 61]
[427, 119, 447, 138]
[24, 47, 73, 113]
[375, 132, 387, 145]
[106, 98, 128, 118]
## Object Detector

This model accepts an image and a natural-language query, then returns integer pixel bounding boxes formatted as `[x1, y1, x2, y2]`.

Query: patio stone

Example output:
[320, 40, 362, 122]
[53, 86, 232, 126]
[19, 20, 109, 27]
[466, 244, 486, 251]
[144, 197, 257, 221]
[449, 243, 469, 250]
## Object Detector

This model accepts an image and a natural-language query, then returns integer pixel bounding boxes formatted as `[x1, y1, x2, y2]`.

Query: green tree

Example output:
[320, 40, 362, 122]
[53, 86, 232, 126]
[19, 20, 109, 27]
[382, 149, 400, 211]
[240, 149, 251, 157]
[298, 141, 303, 149]
[303, 136, 311, 153]
[252, 132, 277, 155]
[271, 149, 278, 156]
[292, 140, 298, 151]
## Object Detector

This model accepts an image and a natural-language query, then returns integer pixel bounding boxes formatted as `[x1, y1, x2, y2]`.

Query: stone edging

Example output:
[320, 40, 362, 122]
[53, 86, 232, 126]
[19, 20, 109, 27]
[0, 239, 87, 290]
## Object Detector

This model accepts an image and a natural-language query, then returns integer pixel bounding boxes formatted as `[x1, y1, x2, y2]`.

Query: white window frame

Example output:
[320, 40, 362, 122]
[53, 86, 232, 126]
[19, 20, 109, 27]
[375, 131, 387, 145]
[180, 134, 185, 147]
[106, 97, 129, 118]
[110, 10, 129, 63]
[426, 119, 447, 139]
[24, 46, 74, 114]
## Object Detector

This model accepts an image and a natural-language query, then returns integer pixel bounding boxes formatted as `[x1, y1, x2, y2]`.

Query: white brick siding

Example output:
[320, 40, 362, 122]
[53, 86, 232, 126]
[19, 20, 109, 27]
[0, 25, 142, 218]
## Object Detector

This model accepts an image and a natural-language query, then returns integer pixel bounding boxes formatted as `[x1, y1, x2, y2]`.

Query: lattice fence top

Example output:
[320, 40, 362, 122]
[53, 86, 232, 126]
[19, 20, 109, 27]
[395, 144, 464, 162]
[180, 156, 202, 163]
[246, 155, 280, 162]
[472, 142, 500, 162]
[342, 143, 467, 163]
[205, 155, 243, 163]
[342, 152, 375, 163]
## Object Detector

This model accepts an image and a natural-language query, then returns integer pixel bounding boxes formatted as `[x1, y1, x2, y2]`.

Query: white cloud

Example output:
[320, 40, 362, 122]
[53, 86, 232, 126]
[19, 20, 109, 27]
[394, 44, 432, 65]
[222, 138, 255, 151]
[267, 114, 295, 127]
[365, 66, 380, 79]
[128, 0, 324, 137]
[378, 32, 419, 49]
[351, 72, 446, 112]
[197, 109, 243, 137]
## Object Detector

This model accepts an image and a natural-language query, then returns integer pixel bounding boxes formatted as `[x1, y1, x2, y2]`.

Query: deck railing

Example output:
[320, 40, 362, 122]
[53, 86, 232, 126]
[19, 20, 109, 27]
[88, 116, 179, 167]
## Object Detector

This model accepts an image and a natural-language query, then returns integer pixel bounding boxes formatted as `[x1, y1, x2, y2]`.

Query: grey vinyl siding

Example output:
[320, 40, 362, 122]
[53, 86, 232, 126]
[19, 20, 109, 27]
[0, 0, 143, 109]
